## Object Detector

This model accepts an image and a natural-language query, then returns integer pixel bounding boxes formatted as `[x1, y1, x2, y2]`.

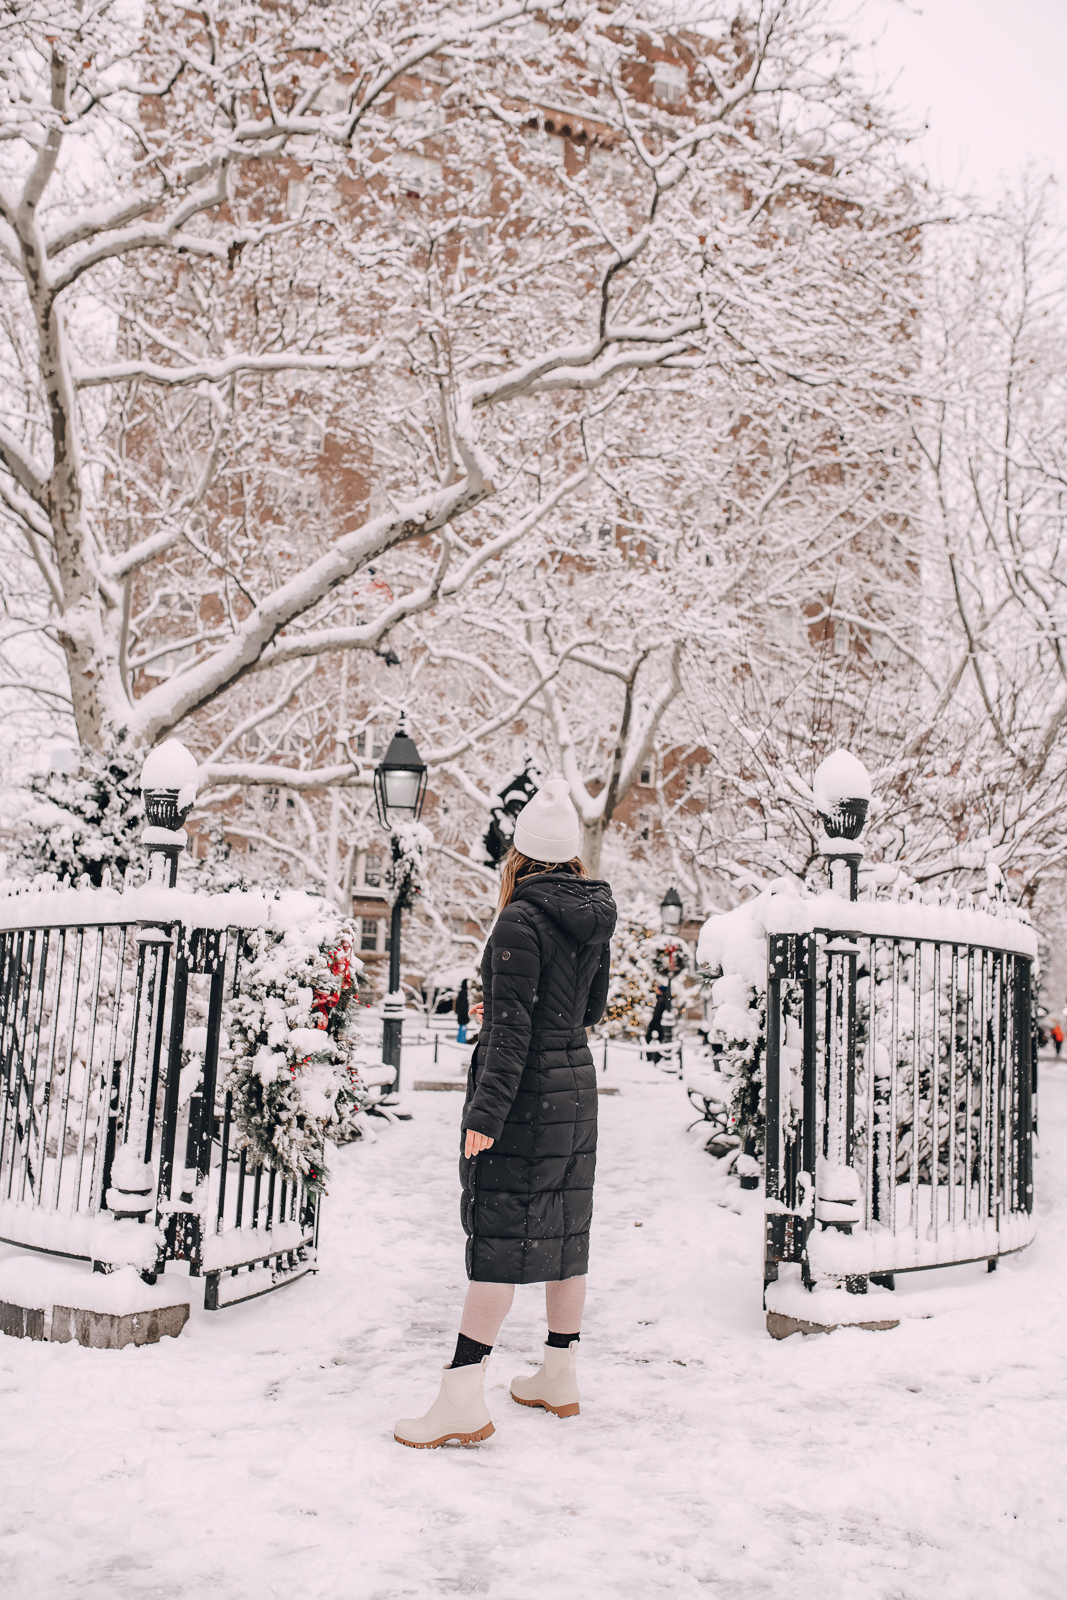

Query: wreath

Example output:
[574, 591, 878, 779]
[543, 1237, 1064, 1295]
[224, 914, 371, 1192]
[646, 932, 692, 981]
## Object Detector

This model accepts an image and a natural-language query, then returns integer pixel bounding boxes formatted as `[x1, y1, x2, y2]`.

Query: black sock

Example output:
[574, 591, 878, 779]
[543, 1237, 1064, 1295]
[546, 1330, 580, 1348]
[451, 1332, 493, 1368]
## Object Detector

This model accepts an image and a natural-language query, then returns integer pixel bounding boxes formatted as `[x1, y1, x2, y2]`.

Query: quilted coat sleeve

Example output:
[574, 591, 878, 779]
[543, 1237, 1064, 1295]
[462, 905, 541, 1141]
[583, 943, 611, 1028]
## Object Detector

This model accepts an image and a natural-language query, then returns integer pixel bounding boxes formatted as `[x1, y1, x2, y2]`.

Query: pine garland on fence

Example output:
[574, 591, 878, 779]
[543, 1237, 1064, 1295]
[224, 915, 372, 1191]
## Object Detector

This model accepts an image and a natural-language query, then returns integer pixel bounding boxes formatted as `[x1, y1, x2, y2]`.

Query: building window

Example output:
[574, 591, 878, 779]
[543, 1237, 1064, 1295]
[652, 61, 687, 104]
[361, 918, 380, 952]
[317, 79, 349, 114]
[639, 763, 653, 787]
[393, 154, 443, 195]
[394, 96, 436, 132]
[356, 726, 385, 760]
[590, 145, 629, 183]
[364, 851, 382, 888]
[269, 412, 324, 452]
[286, 178, 307, 217]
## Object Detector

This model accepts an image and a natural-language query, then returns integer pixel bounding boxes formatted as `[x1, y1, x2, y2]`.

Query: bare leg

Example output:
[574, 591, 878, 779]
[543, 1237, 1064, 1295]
[459, 1281, 515, 1345]
[545, 1275, 586, 1335]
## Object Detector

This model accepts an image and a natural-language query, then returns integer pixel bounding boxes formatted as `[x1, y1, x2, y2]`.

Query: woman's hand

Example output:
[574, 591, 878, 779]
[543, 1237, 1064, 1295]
[465, 1129, 494, 1158]
[470, 1002, 484, 1023]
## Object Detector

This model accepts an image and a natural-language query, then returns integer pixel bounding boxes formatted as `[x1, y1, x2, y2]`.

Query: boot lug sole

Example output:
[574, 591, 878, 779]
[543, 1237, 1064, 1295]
[394, 1421, 495, 1448]
[510, 1392, 580, 1418]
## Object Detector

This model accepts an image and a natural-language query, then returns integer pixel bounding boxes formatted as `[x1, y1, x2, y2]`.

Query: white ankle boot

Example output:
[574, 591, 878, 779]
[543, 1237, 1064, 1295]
[394, 1357, 495, 1448]
[510, 1341, 580, 1418]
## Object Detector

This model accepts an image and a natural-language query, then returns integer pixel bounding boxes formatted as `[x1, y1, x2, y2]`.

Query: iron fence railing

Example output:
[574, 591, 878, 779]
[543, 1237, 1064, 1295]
[0, 884, 320, 1311]
[764, 924, 1036, 1296]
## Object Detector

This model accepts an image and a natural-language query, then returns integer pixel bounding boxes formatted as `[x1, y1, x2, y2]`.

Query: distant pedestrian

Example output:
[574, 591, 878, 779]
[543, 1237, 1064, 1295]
[1052, 1021, 1064, 1057]
[455, 978, 470, 1044]
[645, 983, 669, 1064]
[394, 778, 617, 1449]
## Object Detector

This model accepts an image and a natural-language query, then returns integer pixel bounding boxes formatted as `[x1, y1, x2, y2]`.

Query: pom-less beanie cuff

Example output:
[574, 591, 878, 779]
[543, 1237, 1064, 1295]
[512, 777, 581, 863]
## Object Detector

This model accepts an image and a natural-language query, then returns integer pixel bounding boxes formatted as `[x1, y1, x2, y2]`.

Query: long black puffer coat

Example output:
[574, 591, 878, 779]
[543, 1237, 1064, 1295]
[461, 871, 617, 1283]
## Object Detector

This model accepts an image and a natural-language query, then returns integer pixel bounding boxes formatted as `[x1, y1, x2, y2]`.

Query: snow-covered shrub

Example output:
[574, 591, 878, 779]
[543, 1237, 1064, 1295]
[12, 738, 144, 887]
[224, 914, 371, 1190]
[696, 873, 1034, 1191]
[696, 889, 780, 1163]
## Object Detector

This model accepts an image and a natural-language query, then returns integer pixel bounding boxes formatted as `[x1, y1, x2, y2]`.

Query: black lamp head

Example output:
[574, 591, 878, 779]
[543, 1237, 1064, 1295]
[818, 797, 869, 840]
[661, 885, 684, 928]
[373, 723, 428, 829]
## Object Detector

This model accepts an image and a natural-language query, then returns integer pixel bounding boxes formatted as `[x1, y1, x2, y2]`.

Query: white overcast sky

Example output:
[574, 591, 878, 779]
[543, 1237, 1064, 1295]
[847, 0, 1067, 199]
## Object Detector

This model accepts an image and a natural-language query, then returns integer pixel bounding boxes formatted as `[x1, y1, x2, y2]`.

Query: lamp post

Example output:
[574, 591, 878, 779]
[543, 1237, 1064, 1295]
[109, 740, 199, 1223]
[812, 750, 872, 1291]
[812, 750, 871, 905]
[373, 721, 428, 1099]
[658, 886, 684, 1050]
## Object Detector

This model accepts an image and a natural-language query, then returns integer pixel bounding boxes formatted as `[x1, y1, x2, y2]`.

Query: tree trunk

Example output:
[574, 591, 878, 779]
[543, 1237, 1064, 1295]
[583, 820, 607, 879]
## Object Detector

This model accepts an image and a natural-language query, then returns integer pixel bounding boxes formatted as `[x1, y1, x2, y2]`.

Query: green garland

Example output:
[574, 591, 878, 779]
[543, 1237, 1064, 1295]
[224, 918, 370, 1192]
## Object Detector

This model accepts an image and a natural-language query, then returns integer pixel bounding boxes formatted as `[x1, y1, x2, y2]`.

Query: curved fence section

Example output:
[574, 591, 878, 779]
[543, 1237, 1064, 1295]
[763, 904, 1036, 1299]
[0, 883, 321, 1311]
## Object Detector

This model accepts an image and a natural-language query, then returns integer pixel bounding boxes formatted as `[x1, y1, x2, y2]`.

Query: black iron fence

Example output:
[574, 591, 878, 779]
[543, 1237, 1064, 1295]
[0, 884, 319, 1310]
[764, 916, 1036, 1296]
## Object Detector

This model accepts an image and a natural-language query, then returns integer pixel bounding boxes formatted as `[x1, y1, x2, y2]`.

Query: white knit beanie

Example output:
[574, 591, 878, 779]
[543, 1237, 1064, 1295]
[512, 777, 581, 864]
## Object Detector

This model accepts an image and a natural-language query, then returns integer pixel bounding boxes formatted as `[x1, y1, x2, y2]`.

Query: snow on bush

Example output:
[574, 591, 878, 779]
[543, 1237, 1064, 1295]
[11, 737, 145, 887]
[696, 886, 784, 1161]
[604, 915, 658, 1038]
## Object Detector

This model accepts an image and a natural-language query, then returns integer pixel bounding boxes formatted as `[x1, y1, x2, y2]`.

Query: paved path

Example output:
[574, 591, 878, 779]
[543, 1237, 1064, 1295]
[1, 1063, 1065, 1598]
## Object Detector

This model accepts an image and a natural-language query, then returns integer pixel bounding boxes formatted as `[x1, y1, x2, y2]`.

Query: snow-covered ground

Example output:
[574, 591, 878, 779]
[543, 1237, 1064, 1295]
[1, 1055, 1065, 1599]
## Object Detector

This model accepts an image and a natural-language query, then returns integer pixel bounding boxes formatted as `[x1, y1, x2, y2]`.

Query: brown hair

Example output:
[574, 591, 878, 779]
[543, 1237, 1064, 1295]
[498, 846, 588, 910]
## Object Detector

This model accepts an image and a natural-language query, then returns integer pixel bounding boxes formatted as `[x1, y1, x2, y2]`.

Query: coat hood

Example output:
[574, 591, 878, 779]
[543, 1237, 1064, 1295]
[511, 872, 617, 946]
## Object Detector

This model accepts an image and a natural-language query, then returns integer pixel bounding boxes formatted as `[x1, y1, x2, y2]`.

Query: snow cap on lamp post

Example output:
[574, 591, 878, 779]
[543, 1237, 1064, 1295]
[661, 885, 684, 929]
[140, 738, 199, 887]
[374, 718, 428, 830]
[812, 749, 871, 841]
[140, 738, 199, 829]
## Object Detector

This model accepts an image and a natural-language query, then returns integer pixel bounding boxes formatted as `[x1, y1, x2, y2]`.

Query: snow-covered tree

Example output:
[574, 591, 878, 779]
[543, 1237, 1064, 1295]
[2, 3, 919, 776]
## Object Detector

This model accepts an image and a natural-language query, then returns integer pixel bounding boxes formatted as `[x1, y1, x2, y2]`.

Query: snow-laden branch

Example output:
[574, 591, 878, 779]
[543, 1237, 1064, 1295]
[250, 460, 592, 673]
[203, 662, 318, 765]
[75, 345, 385, 390]
[197, 760, 371, 793]
[424, 638, 597, 766]
[128, 468, 493, 745]
[0, 423, 47, 508]
[468, 321, 703, 408]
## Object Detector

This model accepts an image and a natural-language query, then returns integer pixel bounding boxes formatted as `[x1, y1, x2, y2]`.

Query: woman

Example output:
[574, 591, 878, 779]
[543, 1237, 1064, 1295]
[394, 778, 617, 1448]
